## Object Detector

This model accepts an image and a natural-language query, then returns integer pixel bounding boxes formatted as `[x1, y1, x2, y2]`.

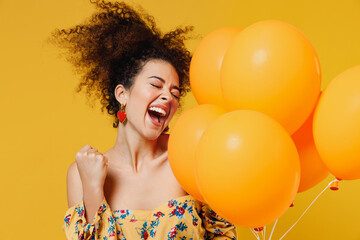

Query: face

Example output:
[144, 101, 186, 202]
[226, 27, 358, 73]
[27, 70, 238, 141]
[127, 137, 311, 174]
[116, 59, 180, 140]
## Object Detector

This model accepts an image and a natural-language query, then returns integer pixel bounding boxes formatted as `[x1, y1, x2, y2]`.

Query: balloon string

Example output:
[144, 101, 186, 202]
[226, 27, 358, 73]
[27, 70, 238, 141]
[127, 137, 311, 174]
[268, 218, 278, 240]
[250, 228, 260, 240]
[264, 226, 266, 240]
[278, 179, 338, 240]
[256, 232, 260, 240]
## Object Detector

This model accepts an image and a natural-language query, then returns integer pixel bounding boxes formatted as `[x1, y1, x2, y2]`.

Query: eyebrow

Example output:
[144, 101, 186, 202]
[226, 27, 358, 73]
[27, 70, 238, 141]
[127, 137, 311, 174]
[149, 76, 180, 91]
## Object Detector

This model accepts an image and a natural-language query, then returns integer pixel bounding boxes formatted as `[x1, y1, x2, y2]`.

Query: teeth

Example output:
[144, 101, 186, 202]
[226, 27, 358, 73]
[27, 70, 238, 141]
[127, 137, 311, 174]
[148, 107, 166, 117]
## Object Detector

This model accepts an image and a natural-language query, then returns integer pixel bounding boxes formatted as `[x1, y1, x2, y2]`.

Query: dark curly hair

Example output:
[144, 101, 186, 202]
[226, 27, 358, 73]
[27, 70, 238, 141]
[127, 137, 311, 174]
[49, 0, 193, 128]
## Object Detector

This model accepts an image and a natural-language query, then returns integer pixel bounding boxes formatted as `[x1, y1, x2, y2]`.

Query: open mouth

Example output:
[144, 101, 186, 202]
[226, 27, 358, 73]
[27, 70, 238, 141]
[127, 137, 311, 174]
[148, 106, 167, 125]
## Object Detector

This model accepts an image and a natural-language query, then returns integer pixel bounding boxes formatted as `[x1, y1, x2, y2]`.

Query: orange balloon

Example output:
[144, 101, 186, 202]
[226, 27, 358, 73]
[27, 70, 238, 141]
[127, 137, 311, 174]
[291, 98, 329, 193]
[168, 104, 227, 202]
[221, 20, 321, 135]
[190, 27, 242, 108]
[313, 65, 360, 180]
[195, 110, 300, 228]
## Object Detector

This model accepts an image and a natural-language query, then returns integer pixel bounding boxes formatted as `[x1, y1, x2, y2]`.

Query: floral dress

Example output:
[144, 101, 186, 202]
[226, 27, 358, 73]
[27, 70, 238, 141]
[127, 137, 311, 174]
[62, 195, 237, 239]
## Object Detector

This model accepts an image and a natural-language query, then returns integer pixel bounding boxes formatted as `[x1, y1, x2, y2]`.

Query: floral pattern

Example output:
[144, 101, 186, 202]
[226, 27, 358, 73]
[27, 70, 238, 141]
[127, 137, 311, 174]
[62, 195, 237, 239]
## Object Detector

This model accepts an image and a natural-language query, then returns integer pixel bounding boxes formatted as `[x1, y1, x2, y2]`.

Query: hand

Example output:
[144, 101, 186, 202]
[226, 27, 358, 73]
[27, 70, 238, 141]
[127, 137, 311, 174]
[75, 144, 108, 190]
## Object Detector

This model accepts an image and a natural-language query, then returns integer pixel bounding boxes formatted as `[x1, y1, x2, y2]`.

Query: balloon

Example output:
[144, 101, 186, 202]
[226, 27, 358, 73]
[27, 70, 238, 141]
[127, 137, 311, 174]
[313, 65, 360, 180]
[168, 104, 227, 202]
[221, 20, 321, 135]
[195, 110, 300, 228]
[190, 27, 242, 108]
[291, 97, 329, 193]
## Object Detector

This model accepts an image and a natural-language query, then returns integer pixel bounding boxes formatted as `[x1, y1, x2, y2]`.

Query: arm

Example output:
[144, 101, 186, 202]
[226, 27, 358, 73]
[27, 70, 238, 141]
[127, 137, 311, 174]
[63, 161, 116, 239]
[67, 161, 104, 224]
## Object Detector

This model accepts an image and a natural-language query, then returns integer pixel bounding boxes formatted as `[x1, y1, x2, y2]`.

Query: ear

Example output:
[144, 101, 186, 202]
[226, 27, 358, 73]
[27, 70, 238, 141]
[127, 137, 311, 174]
[114, 84, 129, 105]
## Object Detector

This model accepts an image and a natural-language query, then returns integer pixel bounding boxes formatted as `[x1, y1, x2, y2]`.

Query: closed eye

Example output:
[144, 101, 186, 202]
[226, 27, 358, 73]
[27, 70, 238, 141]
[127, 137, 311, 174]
[151, 83, 180, 100]
[172, 93, 180, 100]
[150, 84, 161, 88]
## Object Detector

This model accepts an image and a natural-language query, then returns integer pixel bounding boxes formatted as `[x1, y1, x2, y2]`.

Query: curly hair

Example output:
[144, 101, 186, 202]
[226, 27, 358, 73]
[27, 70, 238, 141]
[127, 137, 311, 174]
[49, 0, 193, 128]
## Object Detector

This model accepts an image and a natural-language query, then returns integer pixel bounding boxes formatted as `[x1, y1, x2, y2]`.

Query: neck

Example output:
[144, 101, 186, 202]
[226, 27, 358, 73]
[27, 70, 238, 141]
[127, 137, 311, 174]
[110, 123, 165, 173]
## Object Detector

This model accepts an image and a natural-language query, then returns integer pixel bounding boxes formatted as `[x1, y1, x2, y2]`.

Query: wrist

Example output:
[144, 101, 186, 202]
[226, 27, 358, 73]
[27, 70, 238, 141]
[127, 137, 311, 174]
[82, 183, 104, 196]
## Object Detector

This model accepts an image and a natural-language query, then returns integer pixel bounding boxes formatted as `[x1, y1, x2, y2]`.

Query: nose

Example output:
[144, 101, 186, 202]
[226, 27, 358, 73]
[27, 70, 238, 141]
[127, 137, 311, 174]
[160, 89, 172, 101]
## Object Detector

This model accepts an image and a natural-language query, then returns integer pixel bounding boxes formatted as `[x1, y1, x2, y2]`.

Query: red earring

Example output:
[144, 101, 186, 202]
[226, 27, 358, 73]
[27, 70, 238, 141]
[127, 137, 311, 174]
[117, 104, 127, 123]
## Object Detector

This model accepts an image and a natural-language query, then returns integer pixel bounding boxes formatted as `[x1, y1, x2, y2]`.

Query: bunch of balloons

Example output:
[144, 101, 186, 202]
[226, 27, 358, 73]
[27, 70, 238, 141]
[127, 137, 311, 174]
[168, 20, 360, 228]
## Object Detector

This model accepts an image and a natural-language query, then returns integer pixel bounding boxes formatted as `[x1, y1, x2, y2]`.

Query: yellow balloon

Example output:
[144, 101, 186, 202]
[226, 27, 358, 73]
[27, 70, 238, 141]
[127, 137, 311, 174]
[195, 110, 300, 228]
[221, 20, 321, 134]
[168, 104, 227, 202]
[190, 27, 242, 108]
[313, 65, 360, 180]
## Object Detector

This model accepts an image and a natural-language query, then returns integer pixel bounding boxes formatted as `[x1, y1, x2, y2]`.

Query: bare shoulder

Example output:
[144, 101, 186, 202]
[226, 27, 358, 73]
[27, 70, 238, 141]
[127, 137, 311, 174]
[66, 161, 83, 208]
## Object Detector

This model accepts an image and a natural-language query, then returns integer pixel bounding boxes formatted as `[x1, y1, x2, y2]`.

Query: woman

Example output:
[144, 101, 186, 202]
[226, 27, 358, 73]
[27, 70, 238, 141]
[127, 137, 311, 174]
[52, 0, 238, 239]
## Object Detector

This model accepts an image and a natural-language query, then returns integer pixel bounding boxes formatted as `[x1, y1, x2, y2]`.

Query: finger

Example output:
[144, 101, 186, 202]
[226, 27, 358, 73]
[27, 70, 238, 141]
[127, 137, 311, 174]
[83, 148, 98, 157]
[96, 154, 108, 164]
[95, 153, 106, 160]
[87, 148, 98, 153]
[103, 156, 109, 164]
[104, 157, 109, 166]
[79, 144, 92, 153]
[94, 152, 104, 159]
[86, 151, 98, 158]
[75, 145, 90, 158]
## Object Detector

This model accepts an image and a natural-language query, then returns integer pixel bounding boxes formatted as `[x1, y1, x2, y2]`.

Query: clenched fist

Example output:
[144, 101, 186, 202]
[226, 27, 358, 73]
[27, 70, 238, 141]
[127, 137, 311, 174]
[75, 144, 108, 190]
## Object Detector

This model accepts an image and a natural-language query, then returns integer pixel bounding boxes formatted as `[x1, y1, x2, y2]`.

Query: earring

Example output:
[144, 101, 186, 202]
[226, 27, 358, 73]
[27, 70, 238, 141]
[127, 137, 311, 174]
[117, 104, 127, 123]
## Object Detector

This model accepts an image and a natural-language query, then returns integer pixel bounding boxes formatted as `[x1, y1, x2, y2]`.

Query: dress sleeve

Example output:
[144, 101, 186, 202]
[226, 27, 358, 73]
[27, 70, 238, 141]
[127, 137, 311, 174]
[62, 198, 119, 240]
[201, 203, 238, 240]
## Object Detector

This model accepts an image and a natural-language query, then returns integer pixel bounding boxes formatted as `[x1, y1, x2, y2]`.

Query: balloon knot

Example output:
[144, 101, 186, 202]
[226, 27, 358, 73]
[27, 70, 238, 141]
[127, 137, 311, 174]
[254, 227, 264, 232]
[330, 179, 340, 191]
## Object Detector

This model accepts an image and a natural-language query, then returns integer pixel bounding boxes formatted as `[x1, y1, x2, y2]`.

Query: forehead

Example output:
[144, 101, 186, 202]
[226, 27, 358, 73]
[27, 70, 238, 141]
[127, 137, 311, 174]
[138, 59, 179, 84]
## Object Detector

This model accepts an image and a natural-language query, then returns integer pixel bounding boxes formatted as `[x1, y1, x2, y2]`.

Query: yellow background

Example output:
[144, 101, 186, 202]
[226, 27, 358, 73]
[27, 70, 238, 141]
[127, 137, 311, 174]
[1, 0, 359, 239]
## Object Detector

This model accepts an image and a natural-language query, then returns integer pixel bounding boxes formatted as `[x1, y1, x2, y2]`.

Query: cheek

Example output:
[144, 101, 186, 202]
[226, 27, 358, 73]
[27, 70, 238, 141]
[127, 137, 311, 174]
[142, 87, 158, 101]
[170, 101, 179, 116]
[126, 95, 149, 120]
[132, 88, 153, 106]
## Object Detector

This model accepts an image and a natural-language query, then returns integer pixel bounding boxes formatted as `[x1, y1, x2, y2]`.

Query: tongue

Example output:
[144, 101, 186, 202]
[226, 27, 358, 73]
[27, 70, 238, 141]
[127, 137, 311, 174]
[148, 110, 162, 124]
